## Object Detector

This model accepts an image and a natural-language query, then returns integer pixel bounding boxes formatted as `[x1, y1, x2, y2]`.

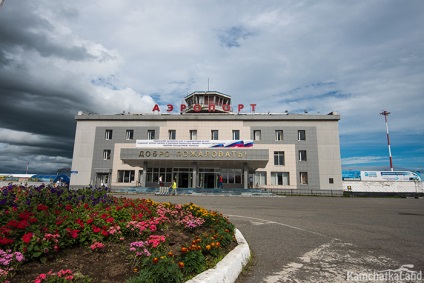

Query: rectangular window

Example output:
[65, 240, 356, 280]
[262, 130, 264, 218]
[221, 169, 242, 184]
[254, 171, 267, 187]
[300, 172, 308, 185]
[271, 172, 290, 185]
[126, 130, 134, 140]
[147, 130, 155, 140]
[211, 130, 218, 140]
[274, 151, 285, 165]
[329, 178, 334, 184]
[253, 130, 261, 141]
[275, 130, 283, 141]
[190, 130, 197, 140]
[117, 170, 135, 183]
[168, 130, 176, 140]
[105, 129, 113, 140]
[298, 130, 306, 141]
[146, 168, 173, 183]
[299, 150, 307, 161]
[103, 149, 111, 160]
[232, 130, 240, 140]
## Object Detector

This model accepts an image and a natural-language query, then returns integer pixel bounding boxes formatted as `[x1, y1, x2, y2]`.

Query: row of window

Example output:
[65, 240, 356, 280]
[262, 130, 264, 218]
[254, 130, 305, 141]
[105, 129, 307, 141]
[273, 150, 307, 165]
[116, 169, 324, 185]
[105, 129, 135, 140]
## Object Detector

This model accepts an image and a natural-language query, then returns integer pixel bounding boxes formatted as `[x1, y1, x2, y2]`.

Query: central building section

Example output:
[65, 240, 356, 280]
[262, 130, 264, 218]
[182, 91, 232, 113]
[126, 91, 265, 188]
[70, 90, 342, 191]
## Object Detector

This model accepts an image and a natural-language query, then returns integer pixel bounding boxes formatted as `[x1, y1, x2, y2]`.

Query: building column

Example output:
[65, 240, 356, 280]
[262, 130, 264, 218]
[141, 162, 147, 187]
[192, 162, 198, 188]
[243, 163, 248, 189]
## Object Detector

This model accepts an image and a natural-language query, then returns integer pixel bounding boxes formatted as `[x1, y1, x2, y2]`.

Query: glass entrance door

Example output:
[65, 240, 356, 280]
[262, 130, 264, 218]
[203, 173, 216, 188]
[96, 173, 109, 187]
[178, 172, 190, 188]
[198, 168, 220, 188]
[173, 168, 193, 188]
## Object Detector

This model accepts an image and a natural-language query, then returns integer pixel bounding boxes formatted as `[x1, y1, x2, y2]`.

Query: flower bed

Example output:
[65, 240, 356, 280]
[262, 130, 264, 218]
[0, 184, 237, 282]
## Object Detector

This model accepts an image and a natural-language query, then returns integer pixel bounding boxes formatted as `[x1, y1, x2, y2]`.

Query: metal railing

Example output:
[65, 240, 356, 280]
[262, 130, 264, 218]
[264, 188, 343, 196]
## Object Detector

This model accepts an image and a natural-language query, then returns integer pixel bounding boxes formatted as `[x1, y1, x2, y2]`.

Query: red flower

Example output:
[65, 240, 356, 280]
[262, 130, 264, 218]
[101, 230, 109, 236]
[86, 218, 94, 224]
[29, 217, 37, 223]
[7, 220, 19, 228]
[37, 204, 49, 211]
[0, 226, 11, 236]
[75, 219, 85, 229]
[106, 217, 114, 224]
[22, 232, 33, 243]
[18, 211, 31, 220]
[0, 237, 14, 245]
[92, 226, 101, 233]
[67, 229, 80, 239]
[17, 220, 29, 229]
[65, 204, 73, 211]
[84, 203, 89, 209]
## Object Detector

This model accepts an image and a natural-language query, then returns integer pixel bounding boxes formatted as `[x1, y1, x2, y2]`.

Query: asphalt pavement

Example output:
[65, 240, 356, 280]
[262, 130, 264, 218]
[117, 194, 424, 283]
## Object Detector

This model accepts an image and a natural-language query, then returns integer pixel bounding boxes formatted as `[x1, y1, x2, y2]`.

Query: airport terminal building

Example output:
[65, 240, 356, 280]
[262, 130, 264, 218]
[70, 91, 342, 191]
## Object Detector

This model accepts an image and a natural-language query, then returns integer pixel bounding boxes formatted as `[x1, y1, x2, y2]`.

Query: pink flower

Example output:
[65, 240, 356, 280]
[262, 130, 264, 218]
[149, 225, 157, 232]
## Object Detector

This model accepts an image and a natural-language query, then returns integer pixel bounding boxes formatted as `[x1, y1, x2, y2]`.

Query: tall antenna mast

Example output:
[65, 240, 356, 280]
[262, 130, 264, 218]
[380, 110, 393, 171]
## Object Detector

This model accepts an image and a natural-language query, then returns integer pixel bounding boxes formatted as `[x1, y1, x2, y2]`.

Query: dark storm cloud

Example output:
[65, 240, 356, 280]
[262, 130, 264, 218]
[0, 2, 95, 62]
[0, 49, 11, 65]
[0, 65, 91, 140]
[0, 3, 99, 173]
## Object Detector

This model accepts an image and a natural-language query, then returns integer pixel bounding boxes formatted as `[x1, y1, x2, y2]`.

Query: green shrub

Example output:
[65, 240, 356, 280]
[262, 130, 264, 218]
[128, 256, 183, 283]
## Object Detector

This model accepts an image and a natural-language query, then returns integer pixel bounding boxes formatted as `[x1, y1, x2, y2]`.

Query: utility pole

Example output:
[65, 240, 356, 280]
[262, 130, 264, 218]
[380, 110, 393, 171]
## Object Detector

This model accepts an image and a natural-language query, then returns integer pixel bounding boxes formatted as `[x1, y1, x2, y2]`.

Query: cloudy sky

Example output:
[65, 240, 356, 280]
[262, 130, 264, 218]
[0, 0, 423, 174]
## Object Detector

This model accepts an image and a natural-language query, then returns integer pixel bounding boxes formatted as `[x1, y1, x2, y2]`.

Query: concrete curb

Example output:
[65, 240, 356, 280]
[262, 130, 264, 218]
[186, 228, 250, 283]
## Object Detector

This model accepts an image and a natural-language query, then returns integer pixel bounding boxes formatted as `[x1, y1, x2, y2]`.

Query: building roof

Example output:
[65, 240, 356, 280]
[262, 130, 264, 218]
[76, 112, 340, 121]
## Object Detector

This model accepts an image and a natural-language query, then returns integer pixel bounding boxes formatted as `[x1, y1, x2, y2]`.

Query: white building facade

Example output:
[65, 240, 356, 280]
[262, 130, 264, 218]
[70, 91, 342, 191]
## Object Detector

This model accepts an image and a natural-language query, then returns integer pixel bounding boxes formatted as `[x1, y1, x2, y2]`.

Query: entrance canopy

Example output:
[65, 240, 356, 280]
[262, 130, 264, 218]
[121, 148, 269, 169]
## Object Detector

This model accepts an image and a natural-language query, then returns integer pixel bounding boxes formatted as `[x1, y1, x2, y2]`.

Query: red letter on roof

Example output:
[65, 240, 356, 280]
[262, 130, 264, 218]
[152, 104, 160, 112]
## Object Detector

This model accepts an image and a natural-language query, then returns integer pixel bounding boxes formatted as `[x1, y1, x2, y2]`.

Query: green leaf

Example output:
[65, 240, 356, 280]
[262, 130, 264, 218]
[27, 243, 34, 252]
[33, 251, 43, 257]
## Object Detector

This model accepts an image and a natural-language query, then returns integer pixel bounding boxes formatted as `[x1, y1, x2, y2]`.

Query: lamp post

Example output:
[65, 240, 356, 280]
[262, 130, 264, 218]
[380, 110, 393, 171]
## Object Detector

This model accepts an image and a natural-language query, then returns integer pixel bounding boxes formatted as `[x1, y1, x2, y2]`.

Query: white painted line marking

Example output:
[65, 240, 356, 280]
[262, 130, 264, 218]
[227, 215, 402, 283]
[227, 214, 329, 238]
